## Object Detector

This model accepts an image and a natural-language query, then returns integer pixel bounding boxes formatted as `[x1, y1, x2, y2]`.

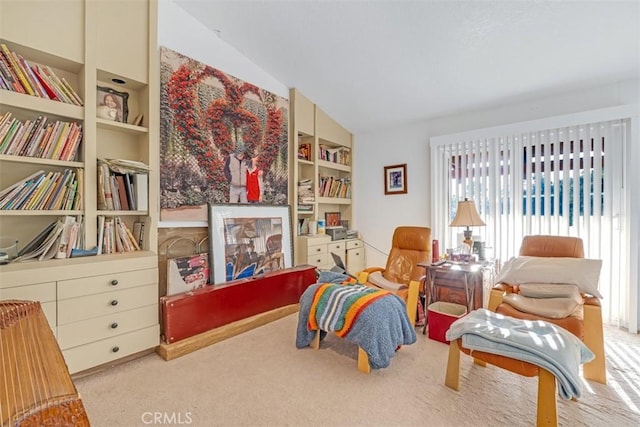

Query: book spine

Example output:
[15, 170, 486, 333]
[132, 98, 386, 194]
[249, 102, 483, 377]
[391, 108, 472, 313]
[0, 46, 25, 93]
[31, 65, 58, 100]
[37, 121, 60, 159]
[16, 53, 44, 98]
[59, 122, 82, 161]
[50, 122, 72, 160]
[0, 44, 35, 95]
[61, 77, 83, 106]
[0, 119, 21, 154]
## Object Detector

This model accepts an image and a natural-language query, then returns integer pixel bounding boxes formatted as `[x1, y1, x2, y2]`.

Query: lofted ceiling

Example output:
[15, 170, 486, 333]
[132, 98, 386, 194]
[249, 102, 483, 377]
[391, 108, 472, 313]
[174, 0, 639, 135]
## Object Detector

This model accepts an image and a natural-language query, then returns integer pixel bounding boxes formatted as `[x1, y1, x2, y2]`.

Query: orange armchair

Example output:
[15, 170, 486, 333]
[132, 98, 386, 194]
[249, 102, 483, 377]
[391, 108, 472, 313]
[446, 235, 606, 426]
[357, 226, 431, 325]
[487, 235, 606, 384]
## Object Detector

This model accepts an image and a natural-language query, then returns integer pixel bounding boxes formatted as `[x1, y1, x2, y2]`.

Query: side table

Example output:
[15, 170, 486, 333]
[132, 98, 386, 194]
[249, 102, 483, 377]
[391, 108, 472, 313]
[418, 261, 495, 335]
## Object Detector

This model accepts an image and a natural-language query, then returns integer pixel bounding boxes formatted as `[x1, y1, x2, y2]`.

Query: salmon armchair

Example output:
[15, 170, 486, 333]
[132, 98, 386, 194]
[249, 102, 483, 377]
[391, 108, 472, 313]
[357, 226, 431, 325]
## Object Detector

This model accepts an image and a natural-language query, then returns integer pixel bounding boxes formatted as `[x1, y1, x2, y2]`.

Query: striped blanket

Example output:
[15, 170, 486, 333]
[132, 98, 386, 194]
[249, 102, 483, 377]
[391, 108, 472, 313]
[307, 284, 390, 337]
[296, 280, 417, 369]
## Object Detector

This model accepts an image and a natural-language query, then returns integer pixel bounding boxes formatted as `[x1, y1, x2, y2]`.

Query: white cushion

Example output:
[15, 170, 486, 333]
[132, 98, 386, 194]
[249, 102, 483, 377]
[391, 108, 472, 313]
[495, 256, 603, 298]
[368, 271, 407, 292]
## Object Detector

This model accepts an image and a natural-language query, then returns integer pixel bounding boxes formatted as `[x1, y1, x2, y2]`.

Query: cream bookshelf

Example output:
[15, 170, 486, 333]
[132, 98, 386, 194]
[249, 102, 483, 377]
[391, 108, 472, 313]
[290, 88, 357, 266]
[0, 0, 159, 374]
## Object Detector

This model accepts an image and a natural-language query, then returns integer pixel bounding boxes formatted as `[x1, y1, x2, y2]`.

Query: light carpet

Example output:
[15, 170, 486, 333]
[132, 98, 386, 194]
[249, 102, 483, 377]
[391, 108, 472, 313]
[75, 314, 640, 427]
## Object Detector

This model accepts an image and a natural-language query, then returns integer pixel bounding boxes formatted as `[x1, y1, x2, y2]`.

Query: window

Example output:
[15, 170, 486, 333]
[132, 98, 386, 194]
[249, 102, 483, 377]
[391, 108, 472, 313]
[431, 117, 631, 327]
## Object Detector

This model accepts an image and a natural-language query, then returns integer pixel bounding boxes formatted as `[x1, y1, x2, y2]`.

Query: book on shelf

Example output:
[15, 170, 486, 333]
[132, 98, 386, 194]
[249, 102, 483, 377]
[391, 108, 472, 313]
[115, 174, 130, 210]
[11, 219, 64, 262]
[133, 173, 148, 211]
[0, 50, 22, 93]
[54, 215, 78, 259]
[132, 221, 145, 248]
[298, 143, 311, 161]
[0, 170, 44, 205]
[16, 220, 57, 258]
[97, 216, 140, 255]
[0, 43, 34, 96]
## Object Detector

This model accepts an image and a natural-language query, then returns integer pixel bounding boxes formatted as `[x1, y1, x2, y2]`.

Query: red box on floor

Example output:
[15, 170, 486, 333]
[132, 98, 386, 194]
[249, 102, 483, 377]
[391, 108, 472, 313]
[427, 302, 467, 344]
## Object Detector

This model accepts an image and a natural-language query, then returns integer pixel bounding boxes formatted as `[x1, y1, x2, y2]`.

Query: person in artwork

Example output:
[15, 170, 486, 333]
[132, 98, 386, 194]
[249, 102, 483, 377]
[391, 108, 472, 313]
[224, 146, 248, 203]
[246, 156, 264, 203]
[97, 93, 122, 122]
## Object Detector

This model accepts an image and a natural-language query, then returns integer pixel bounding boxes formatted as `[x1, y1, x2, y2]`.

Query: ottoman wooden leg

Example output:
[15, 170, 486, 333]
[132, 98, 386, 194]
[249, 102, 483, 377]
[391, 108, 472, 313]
[311, 330, 320, 350]
[357, 347, 371, 374]
[445, 339, 461, 390]
[537, 368, 557, 427]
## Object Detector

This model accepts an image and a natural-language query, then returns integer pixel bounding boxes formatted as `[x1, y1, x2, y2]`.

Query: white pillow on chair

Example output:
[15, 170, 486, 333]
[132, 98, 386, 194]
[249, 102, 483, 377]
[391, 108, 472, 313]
[495, 256, 603, 298]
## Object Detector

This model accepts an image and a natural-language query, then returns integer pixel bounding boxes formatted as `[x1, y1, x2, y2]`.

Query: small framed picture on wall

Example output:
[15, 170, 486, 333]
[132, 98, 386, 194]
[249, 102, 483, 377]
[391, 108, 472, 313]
[384, 163, 407, 195]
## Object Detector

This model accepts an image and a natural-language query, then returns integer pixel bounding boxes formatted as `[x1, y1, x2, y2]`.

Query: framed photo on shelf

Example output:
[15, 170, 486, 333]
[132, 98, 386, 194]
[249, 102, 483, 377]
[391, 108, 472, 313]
[96, 86, 129, 123]
[208, 204, 293, 283]
[384, 163, 407, 195]
[325, 212, 341, 227]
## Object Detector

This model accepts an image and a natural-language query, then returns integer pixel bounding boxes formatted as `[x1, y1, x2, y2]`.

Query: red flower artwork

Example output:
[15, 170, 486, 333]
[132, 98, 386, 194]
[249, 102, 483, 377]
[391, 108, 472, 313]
[159, 47, 289, 218]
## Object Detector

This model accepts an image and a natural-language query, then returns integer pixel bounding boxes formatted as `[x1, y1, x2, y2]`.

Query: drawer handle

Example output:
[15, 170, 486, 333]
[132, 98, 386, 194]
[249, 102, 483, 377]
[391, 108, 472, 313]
[315, 259, 322, 263]
[110, 300, 118, 306]
[112, 346, 120, 353]
[315, 248, 322, 253]
[111, 280, 119, 286]
[111, 322, 118, 329]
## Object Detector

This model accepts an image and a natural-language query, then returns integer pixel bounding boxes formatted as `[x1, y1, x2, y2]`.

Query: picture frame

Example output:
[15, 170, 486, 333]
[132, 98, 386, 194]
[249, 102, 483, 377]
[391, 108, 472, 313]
[208, 203, 293, 283]
[325, 212, 341, 227]
[384, 163, 408, 195]
[166, 253, 211, 296]
[96, 86, 129, 123]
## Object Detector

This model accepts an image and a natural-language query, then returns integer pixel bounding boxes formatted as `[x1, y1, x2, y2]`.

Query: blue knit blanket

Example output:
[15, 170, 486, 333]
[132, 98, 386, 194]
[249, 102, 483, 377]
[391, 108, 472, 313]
[446, 308, 595, 399]
[296, 274, 416, 369]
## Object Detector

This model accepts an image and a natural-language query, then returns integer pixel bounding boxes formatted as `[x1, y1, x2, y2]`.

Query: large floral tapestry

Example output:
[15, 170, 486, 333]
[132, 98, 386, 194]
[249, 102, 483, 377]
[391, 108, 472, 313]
[160, 47, 289, 221]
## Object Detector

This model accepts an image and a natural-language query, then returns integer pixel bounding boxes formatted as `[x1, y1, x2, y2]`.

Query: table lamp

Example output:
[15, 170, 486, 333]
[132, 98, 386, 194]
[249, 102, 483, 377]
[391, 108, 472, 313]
[449, 198, 485, 248]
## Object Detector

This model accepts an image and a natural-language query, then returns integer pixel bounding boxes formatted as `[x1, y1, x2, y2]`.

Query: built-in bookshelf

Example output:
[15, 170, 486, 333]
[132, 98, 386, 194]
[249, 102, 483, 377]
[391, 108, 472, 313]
[290, 88, 355, 263]
[0, 0, 160, 374]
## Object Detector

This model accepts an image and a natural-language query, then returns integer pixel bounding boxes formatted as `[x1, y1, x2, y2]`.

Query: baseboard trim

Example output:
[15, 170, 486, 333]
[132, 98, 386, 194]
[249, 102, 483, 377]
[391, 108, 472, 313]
[156, 304, 299, 361]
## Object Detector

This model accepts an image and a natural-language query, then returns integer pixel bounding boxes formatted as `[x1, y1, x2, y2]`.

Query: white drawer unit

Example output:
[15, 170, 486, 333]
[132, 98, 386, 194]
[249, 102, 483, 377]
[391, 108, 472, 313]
[0, 252, 160, 374]
[296, 236, 363, 272]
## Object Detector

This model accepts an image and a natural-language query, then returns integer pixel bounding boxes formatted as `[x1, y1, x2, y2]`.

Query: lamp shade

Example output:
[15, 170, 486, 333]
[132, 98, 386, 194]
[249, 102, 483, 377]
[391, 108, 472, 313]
[450, 199, 485, 227]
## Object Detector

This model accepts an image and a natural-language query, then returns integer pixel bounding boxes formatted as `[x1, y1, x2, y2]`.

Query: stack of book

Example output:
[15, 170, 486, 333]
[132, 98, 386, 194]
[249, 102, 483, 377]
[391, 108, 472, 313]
[318, 145, 351, 166]
[297, 178, 314, 212]
[0, 168, 83, 211]
[97, 159, 149, 211]
[318, 176, 351, 199]
[0, 43, 83, 105]
[12, 215, 84, 262]
[97, 216, 141, 255]
[0, 112, 83, 161]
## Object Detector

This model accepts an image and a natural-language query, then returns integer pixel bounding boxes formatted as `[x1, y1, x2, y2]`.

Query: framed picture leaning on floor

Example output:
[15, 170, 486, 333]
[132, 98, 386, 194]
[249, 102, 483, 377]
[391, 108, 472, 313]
[208, 203, 292, 283]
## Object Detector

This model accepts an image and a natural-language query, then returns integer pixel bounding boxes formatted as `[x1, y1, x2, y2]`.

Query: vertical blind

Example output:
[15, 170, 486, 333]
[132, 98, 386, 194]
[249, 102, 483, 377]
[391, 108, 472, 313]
[431, 119, 630, 327]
